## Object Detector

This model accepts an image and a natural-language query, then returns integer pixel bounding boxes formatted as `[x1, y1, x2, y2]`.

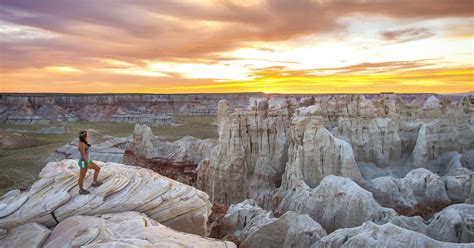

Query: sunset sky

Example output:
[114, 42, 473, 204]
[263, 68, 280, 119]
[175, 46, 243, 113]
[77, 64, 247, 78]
[0, 0, 473, 94]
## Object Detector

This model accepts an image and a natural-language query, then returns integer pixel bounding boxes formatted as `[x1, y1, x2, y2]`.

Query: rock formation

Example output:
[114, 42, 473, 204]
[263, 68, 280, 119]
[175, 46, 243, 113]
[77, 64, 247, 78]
[215, 199, 327, 248]
[0, 222, 50, 248]
[0, 160, 212, 236]
[281, 112, 363, 189]
[0, 93, 265, 124]
[124, 124, 216, 185]
[424, 204, 474, 243]
[276, 176, 396, 233]
[315, 222, 472, 248]
[2, 92, 473, 247]
[1, 212, 235, 248]
[411, 116, 474, 169]
[364, 168, 472, 218]
[48, 129, 130, 164]
[198, 98, 292, 207]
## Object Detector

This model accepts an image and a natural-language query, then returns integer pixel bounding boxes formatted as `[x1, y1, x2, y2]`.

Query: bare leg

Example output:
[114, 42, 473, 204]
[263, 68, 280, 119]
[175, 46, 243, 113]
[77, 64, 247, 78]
[89, 162, 101, 183]
[78, 168, 87, 190]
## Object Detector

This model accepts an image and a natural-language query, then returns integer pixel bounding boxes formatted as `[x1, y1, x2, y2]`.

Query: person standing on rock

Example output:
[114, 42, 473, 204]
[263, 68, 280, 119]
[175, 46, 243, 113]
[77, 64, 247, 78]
[78, 130, 103, 195]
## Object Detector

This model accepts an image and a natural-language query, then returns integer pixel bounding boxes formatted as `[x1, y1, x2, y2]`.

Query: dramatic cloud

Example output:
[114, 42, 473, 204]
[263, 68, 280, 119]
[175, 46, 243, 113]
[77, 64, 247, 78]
[0, 0, 473, 93]
[381, 27, 435, 43]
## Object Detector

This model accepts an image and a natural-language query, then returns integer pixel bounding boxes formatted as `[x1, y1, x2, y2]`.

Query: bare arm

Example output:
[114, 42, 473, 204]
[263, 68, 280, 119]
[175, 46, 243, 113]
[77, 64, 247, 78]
[79, 142, 89, 163]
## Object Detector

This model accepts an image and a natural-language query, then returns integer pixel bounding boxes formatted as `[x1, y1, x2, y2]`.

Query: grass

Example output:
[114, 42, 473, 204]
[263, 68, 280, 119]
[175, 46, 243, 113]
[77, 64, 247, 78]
[0, 115, 217, 194]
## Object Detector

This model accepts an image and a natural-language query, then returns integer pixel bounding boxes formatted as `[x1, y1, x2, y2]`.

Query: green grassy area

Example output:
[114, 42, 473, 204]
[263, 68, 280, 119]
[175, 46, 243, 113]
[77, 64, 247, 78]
[151, 115, 217, 141]
[0, 115, 217, 194]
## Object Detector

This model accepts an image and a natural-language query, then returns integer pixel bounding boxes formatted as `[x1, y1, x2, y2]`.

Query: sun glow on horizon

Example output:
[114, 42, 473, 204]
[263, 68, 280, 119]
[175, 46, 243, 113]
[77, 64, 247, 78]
[0, 1, 473, 94]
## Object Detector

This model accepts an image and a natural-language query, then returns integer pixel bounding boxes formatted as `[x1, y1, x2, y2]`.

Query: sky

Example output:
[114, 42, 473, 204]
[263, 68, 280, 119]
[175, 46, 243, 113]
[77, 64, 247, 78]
[0, 0, 473, 94]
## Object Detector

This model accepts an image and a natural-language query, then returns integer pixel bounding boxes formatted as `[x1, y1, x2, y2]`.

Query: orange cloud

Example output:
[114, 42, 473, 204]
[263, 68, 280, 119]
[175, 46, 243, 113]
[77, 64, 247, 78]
[0, 1, 473, 94]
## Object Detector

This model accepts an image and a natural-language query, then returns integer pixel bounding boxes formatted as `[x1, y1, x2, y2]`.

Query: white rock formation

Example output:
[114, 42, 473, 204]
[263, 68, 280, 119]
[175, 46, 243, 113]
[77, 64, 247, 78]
[276, 176, 396, 233]
[315, 221, 472, 248]
[425, 204, 474, 243]
[0, 223, 50, 248]
[281, 113, 363, 189]
[42, 211, 235, 248]
[218, 199, 327, 248]
[334, 117, 402, 167]
[411, 116, 474, 168]
[198, 99, 291, 206]
[126, 124, 215, 164]
[0, 212, 235, 248]
[125, 124, 216, 184]
[421, 95, 443, 117]
[0, 160, 211, 236]
[365, 168, 471, 217]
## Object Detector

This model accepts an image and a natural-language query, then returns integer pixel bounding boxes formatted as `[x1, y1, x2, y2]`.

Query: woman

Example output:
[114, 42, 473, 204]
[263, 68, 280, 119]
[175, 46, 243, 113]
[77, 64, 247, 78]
[78, 130, 102, 195]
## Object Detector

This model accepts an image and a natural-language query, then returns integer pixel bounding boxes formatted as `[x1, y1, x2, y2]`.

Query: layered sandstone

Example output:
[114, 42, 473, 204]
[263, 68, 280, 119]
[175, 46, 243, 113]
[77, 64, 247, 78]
[124, 124, 216, 185]
[197, 98, 292, 207]
[1, 212, 235, 248]
[0, 160, 212, 236]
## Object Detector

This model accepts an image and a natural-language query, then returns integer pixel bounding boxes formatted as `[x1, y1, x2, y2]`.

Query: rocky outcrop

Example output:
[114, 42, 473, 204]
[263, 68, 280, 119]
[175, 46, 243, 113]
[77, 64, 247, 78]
[124, 124, 216, 185]
[198, 99, 292, 206]
[315, 221, 472, 248]
[1, 212, 235, 248]
[334, 117, 402, 167]
[0, 160, 212, 236]
[48, 129, 130, 164]
[0, 222, 50, 248]
[364, 168, 471, 218]
[276, 176, 396, 233]
[216, 199, 326, 248]
[281, 112, 363, 189]
[288, 95, 405, 168]
[412, 116, 474, 169]
[4, 115, 50, 125]
[43, 212, 235, 247]
[425, 204, 474, 243]
[389, 204, 474, 243]
[0, 93, 265, 124]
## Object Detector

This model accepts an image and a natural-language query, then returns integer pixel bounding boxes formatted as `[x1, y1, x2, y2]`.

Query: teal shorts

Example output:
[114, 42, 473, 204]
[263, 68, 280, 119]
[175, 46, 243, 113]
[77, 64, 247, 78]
[78, 159, 93, 169]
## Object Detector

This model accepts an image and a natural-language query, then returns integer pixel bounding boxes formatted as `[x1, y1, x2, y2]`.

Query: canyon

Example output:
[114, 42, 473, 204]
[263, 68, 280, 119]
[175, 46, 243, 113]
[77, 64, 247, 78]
[1, 92, 473, 247]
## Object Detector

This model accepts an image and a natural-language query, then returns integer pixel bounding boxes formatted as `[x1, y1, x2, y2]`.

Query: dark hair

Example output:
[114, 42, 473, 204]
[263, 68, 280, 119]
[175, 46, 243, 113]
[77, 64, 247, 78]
[79, 130, 91, 147]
